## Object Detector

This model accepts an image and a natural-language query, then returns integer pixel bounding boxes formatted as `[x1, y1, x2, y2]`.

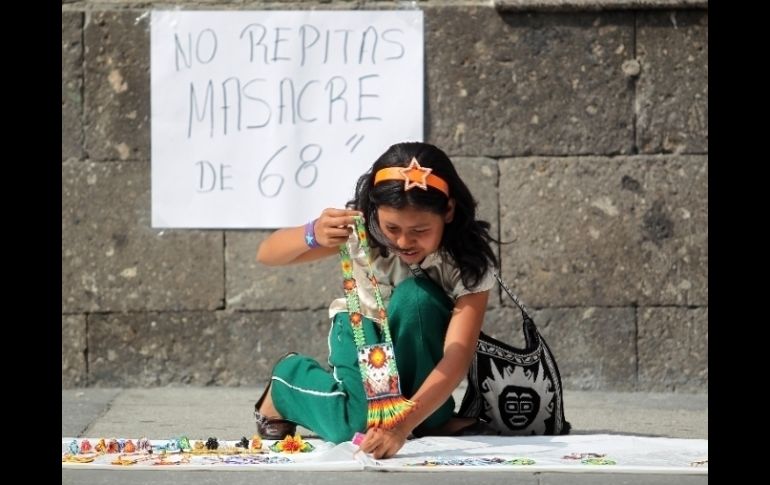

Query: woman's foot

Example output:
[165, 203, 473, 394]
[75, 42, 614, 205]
[254, 381, 297, 439]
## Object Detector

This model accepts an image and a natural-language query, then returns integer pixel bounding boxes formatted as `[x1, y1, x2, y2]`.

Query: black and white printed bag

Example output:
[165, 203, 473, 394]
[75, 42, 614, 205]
[457, 273, 571, 435]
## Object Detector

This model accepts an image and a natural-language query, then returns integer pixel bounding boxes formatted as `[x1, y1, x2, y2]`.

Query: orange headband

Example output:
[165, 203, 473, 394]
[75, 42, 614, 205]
[373, 158, 450, 197]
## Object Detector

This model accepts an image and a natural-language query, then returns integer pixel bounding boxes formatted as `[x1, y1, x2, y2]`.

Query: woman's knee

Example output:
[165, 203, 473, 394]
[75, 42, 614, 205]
[390, 277, 451, 314]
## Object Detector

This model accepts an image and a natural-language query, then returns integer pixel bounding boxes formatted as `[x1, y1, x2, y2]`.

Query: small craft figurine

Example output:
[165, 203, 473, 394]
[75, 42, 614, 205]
[235, 437, 249, 448]
[136, 437, 152, 453]
[178, 436, 191, 451]
[123, 440, 136, 453]
[205, 437, 219, 450]
[79, 439, 92, 453]
[68, 439, 79, 455]
[107, 439, 120, 453]
[95, 438, 107, 453]
[164, 439, 177, 452]
[250, 435, 262, 450]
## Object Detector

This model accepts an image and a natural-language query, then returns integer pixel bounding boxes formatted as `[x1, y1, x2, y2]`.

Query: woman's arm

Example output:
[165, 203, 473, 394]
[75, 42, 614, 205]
[359, 289, 490, 458]
[256, 208, 361, 266]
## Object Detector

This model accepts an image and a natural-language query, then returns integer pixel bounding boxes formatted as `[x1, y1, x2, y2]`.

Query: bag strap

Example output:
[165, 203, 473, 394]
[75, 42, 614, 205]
[492, 271, 532, 320]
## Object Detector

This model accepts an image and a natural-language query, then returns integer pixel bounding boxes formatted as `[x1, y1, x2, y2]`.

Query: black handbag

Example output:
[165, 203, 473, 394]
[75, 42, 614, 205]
[457, 273, 571, 436]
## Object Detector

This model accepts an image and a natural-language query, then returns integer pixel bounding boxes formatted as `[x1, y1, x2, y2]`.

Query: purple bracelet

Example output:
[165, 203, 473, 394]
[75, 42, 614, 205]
[304, 218, 321, 249]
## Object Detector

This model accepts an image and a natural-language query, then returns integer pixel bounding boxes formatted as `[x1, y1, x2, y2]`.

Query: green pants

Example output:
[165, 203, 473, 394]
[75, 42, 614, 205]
[270, 277, 454, 443]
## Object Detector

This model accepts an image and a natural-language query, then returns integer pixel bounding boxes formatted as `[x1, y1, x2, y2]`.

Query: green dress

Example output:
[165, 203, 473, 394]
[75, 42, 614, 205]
[270, 276, 454, 443]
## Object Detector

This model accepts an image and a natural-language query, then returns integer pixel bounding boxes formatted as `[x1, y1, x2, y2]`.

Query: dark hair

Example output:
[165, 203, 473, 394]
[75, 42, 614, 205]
[348, 142, 499, 289]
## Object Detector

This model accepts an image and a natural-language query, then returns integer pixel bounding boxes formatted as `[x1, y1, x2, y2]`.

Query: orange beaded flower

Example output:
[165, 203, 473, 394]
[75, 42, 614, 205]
[368, 346, 388, 368]
[269, 433, 315, 453]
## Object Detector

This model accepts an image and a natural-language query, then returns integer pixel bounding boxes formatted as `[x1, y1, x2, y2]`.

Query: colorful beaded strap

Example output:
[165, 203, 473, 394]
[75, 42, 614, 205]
[339, 215, 414, 429]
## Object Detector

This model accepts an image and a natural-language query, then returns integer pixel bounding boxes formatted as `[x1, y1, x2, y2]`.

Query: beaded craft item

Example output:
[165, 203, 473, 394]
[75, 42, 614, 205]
[269, 433, 315, 453]
[339, 216, 414, 429]
[188, 436, 266, 455]
[581, 457, 617, 465]
[406, 457, 535, 467]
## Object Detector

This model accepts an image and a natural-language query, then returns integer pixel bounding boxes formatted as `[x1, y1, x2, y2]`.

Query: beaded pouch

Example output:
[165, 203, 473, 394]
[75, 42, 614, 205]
[357, 343, 402, 400]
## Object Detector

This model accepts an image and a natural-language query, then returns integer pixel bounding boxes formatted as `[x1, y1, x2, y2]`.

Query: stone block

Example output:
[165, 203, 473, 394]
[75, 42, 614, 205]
[484, 306, 637, 390]
[226, 231, 341, 310]
[638, 306, 707, 391]
[494, 0, 709, 10]
[455, 157, 501, 304]
[482, 305, 533, 350]
[499, 155, 707, 306]
[88, 309, 332, 386]
[84, 11, 150, 161]
[534, 307, 637, 390]
[62, 12, 84, 161]
[636, 11, 708, 153]
[425, 7, 634, 156]
[455, 158, 499, 234]
[62, 314, 87, 388]
[62, 161, 224, 312]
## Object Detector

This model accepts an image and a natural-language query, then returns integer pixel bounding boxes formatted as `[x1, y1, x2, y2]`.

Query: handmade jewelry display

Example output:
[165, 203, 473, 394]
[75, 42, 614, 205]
[62, 433, 302, 467]
[62, 434, 706, 471]
[339, 215, 414, 429]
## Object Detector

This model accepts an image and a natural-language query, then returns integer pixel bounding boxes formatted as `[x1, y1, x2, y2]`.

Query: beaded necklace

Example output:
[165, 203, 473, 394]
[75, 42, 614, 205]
[339, 215, 414, 429]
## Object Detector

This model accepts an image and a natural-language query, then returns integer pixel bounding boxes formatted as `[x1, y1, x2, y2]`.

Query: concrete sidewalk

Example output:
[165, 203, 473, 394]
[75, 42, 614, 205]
[62, 387, 707, 484]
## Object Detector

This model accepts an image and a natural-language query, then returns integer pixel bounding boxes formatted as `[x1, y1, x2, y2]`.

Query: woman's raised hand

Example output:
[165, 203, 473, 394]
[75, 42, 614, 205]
[313, 208, 362, 247]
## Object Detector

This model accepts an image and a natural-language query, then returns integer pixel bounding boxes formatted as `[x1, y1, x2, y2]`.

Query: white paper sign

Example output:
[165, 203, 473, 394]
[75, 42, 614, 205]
[150, 10, 424, 228]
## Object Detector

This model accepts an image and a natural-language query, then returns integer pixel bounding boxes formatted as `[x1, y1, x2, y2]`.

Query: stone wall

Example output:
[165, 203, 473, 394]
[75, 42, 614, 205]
[62, 0, 707, 392]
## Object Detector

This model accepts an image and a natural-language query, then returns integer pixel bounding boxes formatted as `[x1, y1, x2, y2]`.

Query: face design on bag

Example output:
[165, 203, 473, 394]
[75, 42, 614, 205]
[482, 361, 555, 434]
[499, 386, 540, 429]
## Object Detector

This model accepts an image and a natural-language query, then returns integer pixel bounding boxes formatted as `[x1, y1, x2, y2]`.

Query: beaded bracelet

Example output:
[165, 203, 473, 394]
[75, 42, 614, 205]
[304, 218, 321, 248]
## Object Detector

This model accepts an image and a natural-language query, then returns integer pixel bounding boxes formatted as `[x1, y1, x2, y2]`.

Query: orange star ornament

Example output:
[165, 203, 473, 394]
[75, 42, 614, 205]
[398, 158, 433, 191]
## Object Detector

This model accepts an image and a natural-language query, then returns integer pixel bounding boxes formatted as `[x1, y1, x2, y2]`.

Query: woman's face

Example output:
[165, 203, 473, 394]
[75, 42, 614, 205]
[376, 204, 454, 265]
